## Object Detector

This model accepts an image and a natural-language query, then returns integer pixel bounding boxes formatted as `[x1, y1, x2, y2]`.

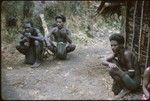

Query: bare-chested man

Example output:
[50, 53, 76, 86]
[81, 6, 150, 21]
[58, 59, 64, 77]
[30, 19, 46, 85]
[45, 15, 76, 59]
[16, 21, 44, 68]
[102, 34, 141, 99]
[142, 67, 150, 100]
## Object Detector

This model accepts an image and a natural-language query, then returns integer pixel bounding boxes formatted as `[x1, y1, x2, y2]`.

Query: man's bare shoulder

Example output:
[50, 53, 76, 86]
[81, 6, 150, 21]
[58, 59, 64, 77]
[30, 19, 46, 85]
[106, 54, 115, 60]
[33, 28, 40, 32]
[145, 67, 150, 74]
[49, 27, 57, 34]
[51, 27, 57, 31]
[33, 28, 43, 36]
[124, 49, 132, 56]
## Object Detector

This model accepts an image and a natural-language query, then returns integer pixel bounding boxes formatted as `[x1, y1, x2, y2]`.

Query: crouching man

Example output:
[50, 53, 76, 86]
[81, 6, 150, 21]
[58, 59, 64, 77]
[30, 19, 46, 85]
[45, 15, 76, 59]
[102, 34, 141, 99]
[142, 66, 150, 100]
[16, 21, 44, 68]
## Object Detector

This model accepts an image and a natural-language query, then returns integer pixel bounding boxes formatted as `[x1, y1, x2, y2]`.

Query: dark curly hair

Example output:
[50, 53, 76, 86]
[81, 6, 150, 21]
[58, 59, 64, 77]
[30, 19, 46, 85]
[55, 14, 66, 22]
[109, 33, 124, 44]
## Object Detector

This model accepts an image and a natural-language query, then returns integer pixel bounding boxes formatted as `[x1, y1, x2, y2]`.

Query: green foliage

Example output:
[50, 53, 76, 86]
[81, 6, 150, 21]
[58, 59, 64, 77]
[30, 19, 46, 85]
[2, 1, 23, 43]
[96, 14, 121, 31]
[2, 1, 36, 43]
[2, 1, 24, 19]
[1, 1, 122, 43]
[23, 1, 34, 19]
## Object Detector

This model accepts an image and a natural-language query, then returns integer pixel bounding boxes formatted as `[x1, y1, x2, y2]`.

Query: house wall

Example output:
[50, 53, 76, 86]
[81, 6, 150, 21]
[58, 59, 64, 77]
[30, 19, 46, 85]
[125, 0, 150, 74]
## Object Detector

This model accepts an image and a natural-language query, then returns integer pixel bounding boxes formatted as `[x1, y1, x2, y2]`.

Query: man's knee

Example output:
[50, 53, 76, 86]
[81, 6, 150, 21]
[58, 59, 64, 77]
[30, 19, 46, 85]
[47, 45, 56, 53]
[16, 45, 27, 55]
[109, 68, 122, 82]
[122, 74, 138, 90]
[16, 45, 23, 51]
[66, 44, 76, 52]
[71, 44, 76, 50]
[34, 40, 40, 46]
[24, 42, 30, 46]
[109, 68, 117, 76]
[16, 45, 20, 50]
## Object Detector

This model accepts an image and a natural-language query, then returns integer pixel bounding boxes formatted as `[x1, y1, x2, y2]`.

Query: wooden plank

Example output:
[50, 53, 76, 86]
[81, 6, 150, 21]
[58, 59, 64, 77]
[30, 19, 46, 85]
[138, 1, 145, 61]
[134, 44, 139, 48]
[133, 48, 147, 58]
[145, 28, 150, 67]
[39, 14, 52, 55]
[129, 33, 134, 37]
[127, 17, 133, 21]
[128, 21, 133, 27]
[39, 14, 49, 37]
[128, 36, 133, 41]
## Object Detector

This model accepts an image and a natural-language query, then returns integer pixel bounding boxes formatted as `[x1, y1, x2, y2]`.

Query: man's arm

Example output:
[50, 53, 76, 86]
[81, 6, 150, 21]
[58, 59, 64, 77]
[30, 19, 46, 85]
[143, 67, 150, 99]
[124, 50, 134, 70]
[28, 29, 44, 42]
[44, 28, 54, 46]
[102, 54, 118, 68]
[20, 31, 26, 39]
[19, 32, 28, 45]
[66, 29, 72, 44]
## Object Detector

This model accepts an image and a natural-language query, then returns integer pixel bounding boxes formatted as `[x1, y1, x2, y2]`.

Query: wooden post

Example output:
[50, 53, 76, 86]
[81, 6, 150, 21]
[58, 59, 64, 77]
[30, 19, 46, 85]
[145, 28, 150, 68]
[131, 1, 138, 51]
[39, 14, 49, 37]
[138, 1, 144, 61]
[123, 1, 127, 48]
[39, 14, 52, 55]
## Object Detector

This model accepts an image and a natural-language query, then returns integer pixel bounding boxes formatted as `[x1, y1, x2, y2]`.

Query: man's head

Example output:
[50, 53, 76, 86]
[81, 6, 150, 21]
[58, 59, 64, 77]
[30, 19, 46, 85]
[55, 15, 66, 29]
[109, 34, 124, 54]
[23, 21, 33, 33]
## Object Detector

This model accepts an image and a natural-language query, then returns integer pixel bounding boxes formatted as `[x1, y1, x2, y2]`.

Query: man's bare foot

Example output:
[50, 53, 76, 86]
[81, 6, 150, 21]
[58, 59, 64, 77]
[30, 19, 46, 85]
[31, 62, 41, 68]
[114, 89, 131, 100]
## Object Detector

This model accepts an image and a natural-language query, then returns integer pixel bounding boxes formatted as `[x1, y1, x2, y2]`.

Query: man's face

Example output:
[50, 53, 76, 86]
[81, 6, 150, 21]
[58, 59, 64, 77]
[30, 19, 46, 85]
[110, 40, 120, 54]
[24, 23, 32, 33]
[56, 18, 64, 29]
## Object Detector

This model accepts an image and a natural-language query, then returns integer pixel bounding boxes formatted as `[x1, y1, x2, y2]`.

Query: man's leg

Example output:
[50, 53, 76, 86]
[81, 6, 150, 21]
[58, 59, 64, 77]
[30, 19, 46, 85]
[110, 67, 140, 99]
[66, 44, 76, 53]
[109, 68, 131, 99]
[111, 68, 138, 89]
[16, 43, 30, 64]
[31, 41, 43, 68]
[112, 80, 123, 95]
[109, 68, 124, 95]
[111, 59, 139, 90]
[16, 44, 28, 55]
[48, 42, 57, 54]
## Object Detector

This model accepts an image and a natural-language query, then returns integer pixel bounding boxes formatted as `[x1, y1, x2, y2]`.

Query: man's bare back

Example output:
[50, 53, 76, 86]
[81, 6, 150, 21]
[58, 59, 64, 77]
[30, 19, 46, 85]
[142, 67, 150, 100]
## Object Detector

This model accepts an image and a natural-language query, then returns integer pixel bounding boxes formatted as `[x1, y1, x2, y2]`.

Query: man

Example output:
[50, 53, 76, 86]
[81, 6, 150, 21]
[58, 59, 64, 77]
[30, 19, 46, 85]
[142, 67, 150, 100]
[16, 21, 44, 68]
[102, 34, 141, 99]
[45, 15, 76, 59]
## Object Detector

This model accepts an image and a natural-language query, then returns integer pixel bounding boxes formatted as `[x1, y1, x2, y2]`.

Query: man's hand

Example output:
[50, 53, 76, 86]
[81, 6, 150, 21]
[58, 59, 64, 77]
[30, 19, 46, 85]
[108, 63, 118, 69]
[146, 94, 150, 100]
[47, 45, 52, 50]
[142, 94, 149, 100]
[24, 33, 31, 38]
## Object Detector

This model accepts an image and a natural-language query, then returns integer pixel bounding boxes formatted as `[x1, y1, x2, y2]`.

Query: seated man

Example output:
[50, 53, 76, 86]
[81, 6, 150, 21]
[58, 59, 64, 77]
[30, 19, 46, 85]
[102, 34, 141, 99]
[45, 15, 76, 59]
[142, 66, 150, 100]
[16, 21, 44, 68]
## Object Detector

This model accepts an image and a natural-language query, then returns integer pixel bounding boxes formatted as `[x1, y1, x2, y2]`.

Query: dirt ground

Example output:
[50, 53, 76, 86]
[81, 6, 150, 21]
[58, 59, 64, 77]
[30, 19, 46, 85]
[1, 34, 142, 100]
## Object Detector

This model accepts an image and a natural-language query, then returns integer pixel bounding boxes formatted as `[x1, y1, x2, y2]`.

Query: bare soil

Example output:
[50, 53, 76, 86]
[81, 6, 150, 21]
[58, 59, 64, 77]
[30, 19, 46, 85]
[1, 35, 142, 100]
